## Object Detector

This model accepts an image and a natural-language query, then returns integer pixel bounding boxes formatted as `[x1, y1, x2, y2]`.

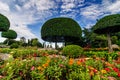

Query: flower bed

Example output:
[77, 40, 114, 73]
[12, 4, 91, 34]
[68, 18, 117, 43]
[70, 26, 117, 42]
[0, 48, 120, 80]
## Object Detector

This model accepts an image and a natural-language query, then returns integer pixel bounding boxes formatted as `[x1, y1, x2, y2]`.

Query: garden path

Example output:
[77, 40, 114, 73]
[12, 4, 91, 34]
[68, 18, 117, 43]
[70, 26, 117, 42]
[0, 53, 13, 60]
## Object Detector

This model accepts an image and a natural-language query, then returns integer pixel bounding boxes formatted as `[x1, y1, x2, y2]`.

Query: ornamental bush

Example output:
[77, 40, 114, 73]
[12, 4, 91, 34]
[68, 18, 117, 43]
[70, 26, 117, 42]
[62, 45, 83, 58]
[10, 43, 19, 49]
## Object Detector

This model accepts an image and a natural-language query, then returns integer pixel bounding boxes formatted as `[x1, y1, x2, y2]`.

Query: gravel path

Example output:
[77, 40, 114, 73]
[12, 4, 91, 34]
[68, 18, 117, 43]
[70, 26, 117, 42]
[0, 53, 13, 60]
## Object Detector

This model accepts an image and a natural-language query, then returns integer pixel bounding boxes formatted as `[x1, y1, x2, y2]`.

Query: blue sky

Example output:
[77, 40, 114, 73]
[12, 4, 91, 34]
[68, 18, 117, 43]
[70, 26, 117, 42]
[0, 0, 120, 43]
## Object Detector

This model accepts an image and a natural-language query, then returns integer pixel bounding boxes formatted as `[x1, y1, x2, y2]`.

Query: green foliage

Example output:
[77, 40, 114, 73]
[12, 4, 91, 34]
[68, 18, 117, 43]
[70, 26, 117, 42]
[82, 28, 107, 48]
[2, 29, 17, 39]
[10, 43, 19, 49]
[31, 38, 43, 47]
[41, 17, 82, 42]
[3, 39, 16, 45]
[62, 45, 83, 58]
[2, 58, 36, 80]
[21, 43, 28, 47]
[37, 42, 43, 47]
[92, 14, 120, 52]
[0, 14, 10, 31]
[31, 38, 38, 46]
[84, 51, 118, 60]
[116, 40, 120, 46]
[111, 36, 118, 44]
[93, 14, 120, 34]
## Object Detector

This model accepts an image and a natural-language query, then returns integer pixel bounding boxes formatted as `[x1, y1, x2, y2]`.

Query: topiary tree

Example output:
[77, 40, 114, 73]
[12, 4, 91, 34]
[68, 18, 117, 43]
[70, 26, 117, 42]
[2, 30, 17, 45]
[92, 14, 120, 52]
[0, 14, 10, 31]
[41, 17, 82, 49]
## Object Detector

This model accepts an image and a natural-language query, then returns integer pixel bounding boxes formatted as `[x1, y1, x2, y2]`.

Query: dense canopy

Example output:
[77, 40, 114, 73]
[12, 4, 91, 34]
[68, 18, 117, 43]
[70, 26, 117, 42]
[2, 30, 17, 39]
[0, 14, 10, 31]
[93, 14, 120, 52]
[93, 14, 120, 34]
[41, 17, 82, 42]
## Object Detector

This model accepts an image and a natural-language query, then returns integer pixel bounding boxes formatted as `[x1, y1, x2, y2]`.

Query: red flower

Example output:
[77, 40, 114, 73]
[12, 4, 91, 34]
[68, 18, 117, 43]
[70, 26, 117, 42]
[118, 73, 120, 77]
[113, 68, 119, 73]
[33, 53, 37, 57]
[105, 68, 110, 72]
[93, 69, 97, 73]
[79, 59, 85, 62]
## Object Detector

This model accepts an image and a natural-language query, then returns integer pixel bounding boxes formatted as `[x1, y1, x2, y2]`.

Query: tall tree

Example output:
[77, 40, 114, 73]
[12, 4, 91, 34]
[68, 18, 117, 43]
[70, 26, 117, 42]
[82, 28, 92, 46]
[20, 37, 26, 43]
[0, 14, 10, 31]
[83, 28, 107, 48]
[41, 17, 82, 48]
[92, 14, 120, 52]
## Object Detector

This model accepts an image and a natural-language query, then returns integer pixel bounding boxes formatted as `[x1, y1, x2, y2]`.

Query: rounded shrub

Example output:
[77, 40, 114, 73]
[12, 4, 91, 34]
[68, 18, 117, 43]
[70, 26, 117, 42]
[62, 45, 83, 58]
[10, 43, 19, 49]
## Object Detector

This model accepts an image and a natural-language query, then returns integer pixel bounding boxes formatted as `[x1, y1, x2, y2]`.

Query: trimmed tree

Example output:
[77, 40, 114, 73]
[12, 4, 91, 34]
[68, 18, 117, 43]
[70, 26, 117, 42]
[41, 17, 82, 48]
[2, 30, 17, 45]
[92, 14, 120, 52]
[0, 14, 10, 31]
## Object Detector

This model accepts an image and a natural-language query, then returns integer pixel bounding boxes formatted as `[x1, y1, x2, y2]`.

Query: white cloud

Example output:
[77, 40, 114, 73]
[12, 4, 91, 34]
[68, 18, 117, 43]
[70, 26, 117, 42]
[11, 25, 36, 39]
[0, 1, 38, 42]
[61, 3, 75, 11]
[0, 36, 6, 43]
[80, 5, 103, 19]
[80, 0, 120, 20]
[61, 0, 85, 12]
[79, 0, 120, 28]
[107, 0, 120, 13]
[0, 1, 10, 12]
[0, 0, 59, 42]
[15, 5, 22, 11]
[35, 0, 56, 11]
[62, 0, 84, 4]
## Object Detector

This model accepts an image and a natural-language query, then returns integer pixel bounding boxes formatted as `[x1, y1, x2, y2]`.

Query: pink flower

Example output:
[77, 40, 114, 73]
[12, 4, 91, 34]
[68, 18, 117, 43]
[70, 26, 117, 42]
[31, 66, 35, 71]
[0, 75, 4, 79]
[59, 64, 65, 68]
[19, 71, 23, 76]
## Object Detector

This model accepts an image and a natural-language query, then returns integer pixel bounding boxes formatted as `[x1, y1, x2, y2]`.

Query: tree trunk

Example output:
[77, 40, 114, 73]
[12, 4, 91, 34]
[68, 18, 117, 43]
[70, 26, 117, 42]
[7, 39, 10, 45]
[64, 42, 66, 46]
[107, 33, 113, 53]
[55, 42, 57, 49]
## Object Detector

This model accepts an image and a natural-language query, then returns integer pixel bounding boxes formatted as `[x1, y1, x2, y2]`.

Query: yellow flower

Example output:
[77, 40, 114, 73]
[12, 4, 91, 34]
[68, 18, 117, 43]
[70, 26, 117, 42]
[37, 66, 43, 71]
[42, 63, 49, 68]
[88, 66, 94, 70]
[101, 70, 107, 74]
[46, 59, 50, 63]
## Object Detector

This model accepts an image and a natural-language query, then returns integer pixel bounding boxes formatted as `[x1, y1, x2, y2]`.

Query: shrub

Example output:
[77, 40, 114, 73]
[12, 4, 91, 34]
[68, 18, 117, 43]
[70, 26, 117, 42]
[62, 45, 83, 58]
[10, 43, 19, 49]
